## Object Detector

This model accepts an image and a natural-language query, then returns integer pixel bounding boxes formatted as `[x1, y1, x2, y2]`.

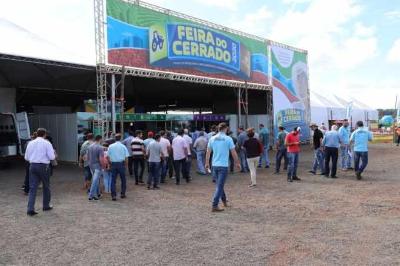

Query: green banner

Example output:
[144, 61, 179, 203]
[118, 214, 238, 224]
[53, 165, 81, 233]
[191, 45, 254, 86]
[116, 113, 166, 121]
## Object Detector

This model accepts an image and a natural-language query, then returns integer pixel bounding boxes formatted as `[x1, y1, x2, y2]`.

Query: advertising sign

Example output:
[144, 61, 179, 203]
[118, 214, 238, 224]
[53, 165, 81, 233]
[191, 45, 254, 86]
[271, 45, 310, 141]
[106, 0, 268, 84]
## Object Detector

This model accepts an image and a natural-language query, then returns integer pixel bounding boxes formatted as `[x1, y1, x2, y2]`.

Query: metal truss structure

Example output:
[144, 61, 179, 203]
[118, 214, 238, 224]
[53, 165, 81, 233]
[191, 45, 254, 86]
[94, 0, 108, 137]
[103, 64, 271, 91]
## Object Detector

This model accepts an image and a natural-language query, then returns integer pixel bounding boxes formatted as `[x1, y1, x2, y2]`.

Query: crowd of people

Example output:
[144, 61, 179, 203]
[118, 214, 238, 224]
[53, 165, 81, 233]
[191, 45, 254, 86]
[23, 119, 375, 216]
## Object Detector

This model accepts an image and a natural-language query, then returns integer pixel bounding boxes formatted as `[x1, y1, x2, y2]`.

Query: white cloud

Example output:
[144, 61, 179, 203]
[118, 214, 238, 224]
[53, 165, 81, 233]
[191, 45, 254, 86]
[193, 0, 242, 11]
[386, 39, 400, 63]
[270, 0, 377, 71]
[229, 5, 272, 36]
[282, 0, 313, 4]
[384, 10, 400, 20]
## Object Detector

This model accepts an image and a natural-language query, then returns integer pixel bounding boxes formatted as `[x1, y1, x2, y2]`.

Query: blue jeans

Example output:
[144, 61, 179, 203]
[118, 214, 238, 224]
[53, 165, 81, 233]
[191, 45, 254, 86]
[148, 162, 161, 187]
[27, 163, 51, 212]
[103, 170, 112, 193]
[239, 149, 249, 172]
[275, 148, 288, 172]
[160, 159, 168, 183]
[258, 147, 270, 167]
[212, 166, 228, 208]
[111, 162, 127, 197]
[340, 145, 352, 169]
[196, 150, 206, 174]
[312, 149, 325, 173]
[354, 151, 368, 173]
[89, 168, 101, 198]
[287, 152, 299, 179]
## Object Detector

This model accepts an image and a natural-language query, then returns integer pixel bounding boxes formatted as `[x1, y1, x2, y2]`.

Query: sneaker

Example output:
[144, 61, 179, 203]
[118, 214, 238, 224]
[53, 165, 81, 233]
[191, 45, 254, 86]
[356, 171, 362, 180]
[265, 165, 270, 169]
[309, 170, 316, 175]
[257, 165, 262, 168]
[153, 186, 160, 190]
[171, 176, 176, 179]
[293, 176, 301, 181]
[121, 195, 126, 199]
[248, 184, 257, 188]
[287, 178, 293, 182]
[222, 201, 231, 208]
[112, 197, 117, 201]
[331, 176, 338, 179]
[211, 207, 224, 212]
[274, 171, 279, 174]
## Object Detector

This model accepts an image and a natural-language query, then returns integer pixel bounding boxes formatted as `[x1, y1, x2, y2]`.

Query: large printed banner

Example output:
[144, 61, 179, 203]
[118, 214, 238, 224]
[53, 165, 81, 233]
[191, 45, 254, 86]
[271, 45, 310, 141]
[106, 0, 268, 84]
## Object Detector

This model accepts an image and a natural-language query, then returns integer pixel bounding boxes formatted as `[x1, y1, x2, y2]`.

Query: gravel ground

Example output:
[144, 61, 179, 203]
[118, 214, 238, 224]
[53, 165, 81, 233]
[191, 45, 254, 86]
[1, 143, 400, 265]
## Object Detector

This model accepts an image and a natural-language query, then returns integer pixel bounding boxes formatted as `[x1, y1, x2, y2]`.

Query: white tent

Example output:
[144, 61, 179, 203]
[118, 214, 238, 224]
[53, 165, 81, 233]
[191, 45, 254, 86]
[310, 91, 378, 128]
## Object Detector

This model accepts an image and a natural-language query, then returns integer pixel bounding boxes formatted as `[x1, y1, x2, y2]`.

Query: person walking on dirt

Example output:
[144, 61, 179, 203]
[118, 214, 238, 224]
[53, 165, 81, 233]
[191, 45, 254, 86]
[237, 126, 249, 173]
[350, 121, 373, 180]
[79, 133, 94, 190]
[322, 125, 341, 178]
[25, 128, 56, 216]
[274, 126, 288, 174]
[338, 119, 352, 170]
[108, 134, 129, 201]
[243, 129, 262, 187]
[309, 123, 325, 175]
[396, 126, 400, 146]
[285, 127, 301, 182]
[258, 124, 270, 168]
[206, 123, 240, 212]
[131, 130, 146, 185]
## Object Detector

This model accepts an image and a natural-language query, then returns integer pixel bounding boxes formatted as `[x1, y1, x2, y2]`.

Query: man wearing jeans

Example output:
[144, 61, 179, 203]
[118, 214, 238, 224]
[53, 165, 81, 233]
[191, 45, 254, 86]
[131, 130, 146, 185]
[87, 135, 104, 200]
[338, 119, 352, 170]
[25, 128, 56, 216]
[258, 124, 270, 168]
[146, 134, 163, 190]
[237, 126, 249, 173]
[285, 127, 301, 182]
[205, 123, 240, 212]
[193, 131, 208, 175]
[122, 131, 135, 178]
[107, 134, 129, 201]
[350, 121, 373, 180]
[172, 129, 189, 185]
[79, 133, 94, 190]
[275, 126, 288, 174]
[322, 125, 341, 178]
[159, 131, 171, 183]
[309, 123, 325, 175]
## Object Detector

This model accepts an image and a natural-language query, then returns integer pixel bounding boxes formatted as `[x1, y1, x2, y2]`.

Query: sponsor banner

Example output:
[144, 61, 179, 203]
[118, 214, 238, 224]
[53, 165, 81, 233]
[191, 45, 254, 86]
[116, 113, 166, 121]
[193, 114, 226, 121]
[271, 45, 310, 141]
[106, 0, 268, 84]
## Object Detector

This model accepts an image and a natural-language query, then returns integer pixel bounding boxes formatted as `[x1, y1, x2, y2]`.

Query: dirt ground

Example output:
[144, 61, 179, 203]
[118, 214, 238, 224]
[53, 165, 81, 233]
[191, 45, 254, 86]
[1, 143, 400, 266]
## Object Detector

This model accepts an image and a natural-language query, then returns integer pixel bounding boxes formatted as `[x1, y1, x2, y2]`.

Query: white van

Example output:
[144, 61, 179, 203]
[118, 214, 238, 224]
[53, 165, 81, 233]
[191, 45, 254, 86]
[0, 112, 30, 165]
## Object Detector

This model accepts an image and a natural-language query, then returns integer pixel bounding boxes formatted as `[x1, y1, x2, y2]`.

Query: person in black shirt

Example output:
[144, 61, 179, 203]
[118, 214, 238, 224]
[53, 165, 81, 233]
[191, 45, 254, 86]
[243, 129, 262, 187]
[309, 123, 325, 175]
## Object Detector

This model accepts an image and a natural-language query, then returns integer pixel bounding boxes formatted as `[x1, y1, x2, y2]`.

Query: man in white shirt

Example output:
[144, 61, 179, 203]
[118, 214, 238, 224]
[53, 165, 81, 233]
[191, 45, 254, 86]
[159, 130, 171, 183]
[183, 129, 193, 179]
[172, 129, 189, 185]
[24, 128, 56, 216]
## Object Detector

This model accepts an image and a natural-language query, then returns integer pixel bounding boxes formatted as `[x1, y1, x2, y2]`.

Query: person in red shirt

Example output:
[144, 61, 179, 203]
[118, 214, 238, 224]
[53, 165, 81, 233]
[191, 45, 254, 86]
[285, 127, 301, 182]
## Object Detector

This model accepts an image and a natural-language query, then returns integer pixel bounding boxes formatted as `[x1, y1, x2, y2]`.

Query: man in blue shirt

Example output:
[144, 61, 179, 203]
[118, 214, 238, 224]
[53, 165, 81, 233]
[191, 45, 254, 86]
[322, 125, 341, 178]
[122, 131, 135, 178]
[205, 123, 240, 212]
[258, 124, 270, 168]
[350, 121, 373, 180]
[107, 134, 129, 201]
[338, 119, 352, 170]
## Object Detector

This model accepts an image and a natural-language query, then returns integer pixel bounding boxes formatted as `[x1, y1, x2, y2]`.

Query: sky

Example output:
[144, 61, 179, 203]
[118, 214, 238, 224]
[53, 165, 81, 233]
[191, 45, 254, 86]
[0, 0, 399, 109]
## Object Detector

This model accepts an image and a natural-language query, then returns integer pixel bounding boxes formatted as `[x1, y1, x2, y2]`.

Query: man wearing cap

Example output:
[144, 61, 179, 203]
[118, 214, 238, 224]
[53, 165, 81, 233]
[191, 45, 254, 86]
[107, 134, 129, 201]
[285, 127, 301, 182]
[309, 123, 325, 175]
[237, 126, 249, 173]
[258, 124, 270, 168]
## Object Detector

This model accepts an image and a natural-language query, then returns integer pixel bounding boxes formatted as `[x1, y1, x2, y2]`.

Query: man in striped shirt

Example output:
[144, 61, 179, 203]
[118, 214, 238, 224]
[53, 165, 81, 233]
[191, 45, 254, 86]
[131, 130, 145, 185]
